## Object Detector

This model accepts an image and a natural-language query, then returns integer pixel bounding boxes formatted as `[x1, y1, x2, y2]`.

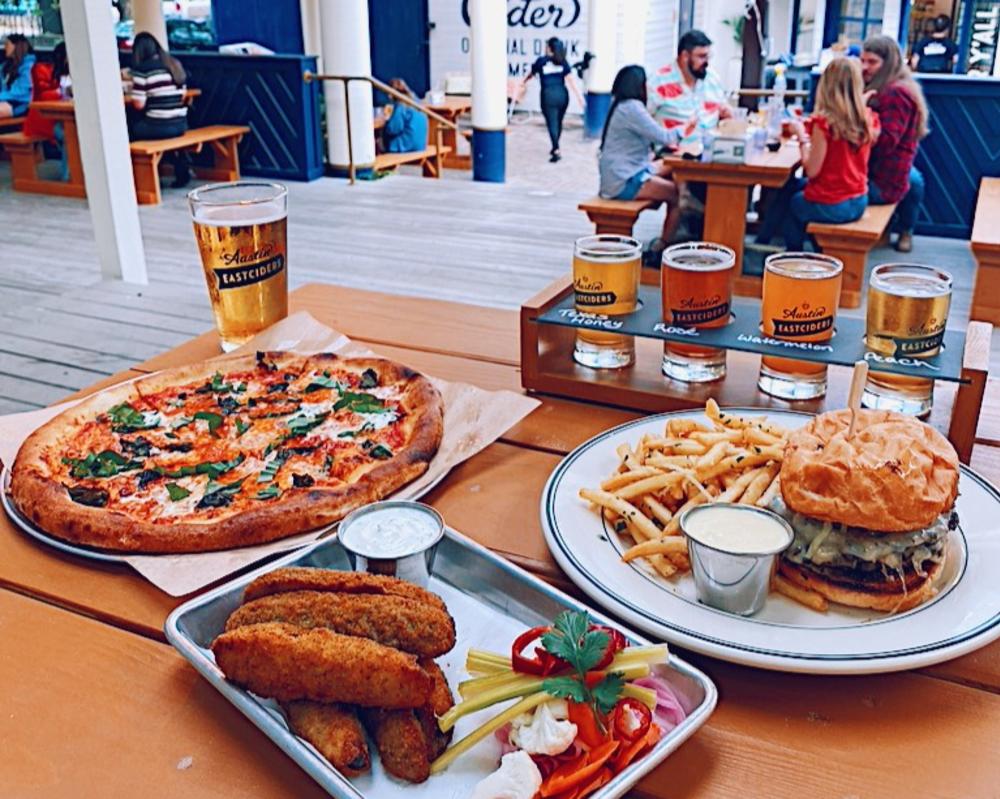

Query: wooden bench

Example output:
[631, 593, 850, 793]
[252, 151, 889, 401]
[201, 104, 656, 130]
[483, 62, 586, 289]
[373, 145, 451, 178]
[807, 203, 897, 309]
[578, 197, 658, 237]
[971, 177, 1000, 324]
[0, 130, 85, 198]
[0, 115, 24, 133]
[129, 124, 250, 205]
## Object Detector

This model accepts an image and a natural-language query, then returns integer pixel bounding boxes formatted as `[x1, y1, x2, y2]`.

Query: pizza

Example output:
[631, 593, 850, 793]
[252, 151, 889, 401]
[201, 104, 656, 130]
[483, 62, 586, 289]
[9, 351, 444, 553]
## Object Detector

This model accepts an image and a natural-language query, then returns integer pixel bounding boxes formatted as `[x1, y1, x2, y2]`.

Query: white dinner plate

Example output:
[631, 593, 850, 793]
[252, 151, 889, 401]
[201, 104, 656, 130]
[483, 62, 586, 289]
[541, 408, 1000, 674]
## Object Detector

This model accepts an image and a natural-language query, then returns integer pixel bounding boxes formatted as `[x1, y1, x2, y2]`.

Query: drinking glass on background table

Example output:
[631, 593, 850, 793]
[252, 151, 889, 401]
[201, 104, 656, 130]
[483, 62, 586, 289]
[188, 181, 289, 352]
[862, 263, 953, 417]
[572, 235, 642, 369]
[758, 252, 843, 400]
[661, 242, 734, 382]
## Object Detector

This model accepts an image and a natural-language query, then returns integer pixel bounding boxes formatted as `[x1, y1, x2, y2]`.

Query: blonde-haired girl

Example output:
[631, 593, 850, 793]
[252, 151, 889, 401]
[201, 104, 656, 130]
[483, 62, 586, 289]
[766, 58, 880, 251]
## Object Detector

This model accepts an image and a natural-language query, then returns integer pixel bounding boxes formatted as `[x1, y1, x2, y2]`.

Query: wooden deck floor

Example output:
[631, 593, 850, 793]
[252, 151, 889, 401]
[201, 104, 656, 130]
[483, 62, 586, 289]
[0, 166, 994, 416]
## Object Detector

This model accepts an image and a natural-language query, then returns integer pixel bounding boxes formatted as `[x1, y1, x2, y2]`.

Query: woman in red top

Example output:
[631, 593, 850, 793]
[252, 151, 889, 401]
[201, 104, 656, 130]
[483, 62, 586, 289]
[22, 42, 68, 141]
[778, 58, 880, 251]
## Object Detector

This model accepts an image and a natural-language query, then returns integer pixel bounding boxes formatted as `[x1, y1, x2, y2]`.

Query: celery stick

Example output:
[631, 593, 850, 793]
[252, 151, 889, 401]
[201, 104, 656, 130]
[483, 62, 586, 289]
[622, 683, 658, 709]
[431, 692, 554, 774]
[439, 675, 544, 732]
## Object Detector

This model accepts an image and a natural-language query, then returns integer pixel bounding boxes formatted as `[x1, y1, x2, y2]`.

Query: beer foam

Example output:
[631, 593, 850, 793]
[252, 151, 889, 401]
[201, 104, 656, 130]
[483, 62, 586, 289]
[192, 200, 286, 227]
[871, 272, 951, 297]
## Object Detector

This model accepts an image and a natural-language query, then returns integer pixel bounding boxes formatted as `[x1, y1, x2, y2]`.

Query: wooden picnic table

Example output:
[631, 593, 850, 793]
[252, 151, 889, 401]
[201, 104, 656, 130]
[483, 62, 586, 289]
[1, 283, 999, 798]
[425, 95, 471, 170]
[664, 140, 800, 298]
[27, 89, 202, 199]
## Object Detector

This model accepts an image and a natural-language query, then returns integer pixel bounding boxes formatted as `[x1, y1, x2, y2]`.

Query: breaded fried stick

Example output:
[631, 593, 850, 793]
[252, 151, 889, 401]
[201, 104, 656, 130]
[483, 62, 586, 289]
[360, 659, 456, 783]
[283, 702, 370, 776]
[243, 567, 448, 611]
[212, 622, 431, 708]
[224, 591, 456, 658]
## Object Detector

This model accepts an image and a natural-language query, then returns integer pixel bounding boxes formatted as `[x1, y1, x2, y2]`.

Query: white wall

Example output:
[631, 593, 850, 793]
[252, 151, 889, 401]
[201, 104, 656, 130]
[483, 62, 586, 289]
[695, 0, 745, 92]
[427, 0, 679, 113]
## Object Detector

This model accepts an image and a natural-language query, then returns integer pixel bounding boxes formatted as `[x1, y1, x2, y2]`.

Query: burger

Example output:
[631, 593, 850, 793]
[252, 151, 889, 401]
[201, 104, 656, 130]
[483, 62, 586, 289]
[775, 408, 960, 612]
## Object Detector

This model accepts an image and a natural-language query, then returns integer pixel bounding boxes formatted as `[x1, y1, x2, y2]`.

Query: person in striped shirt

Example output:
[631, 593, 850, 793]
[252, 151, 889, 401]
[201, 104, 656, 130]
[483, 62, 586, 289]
[128, 32, 190, 186]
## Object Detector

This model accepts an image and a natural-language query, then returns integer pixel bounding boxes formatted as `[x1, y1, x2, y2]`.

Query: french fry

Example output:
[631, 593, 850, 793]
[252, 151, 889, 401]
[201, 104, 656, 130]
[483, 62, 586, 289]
[646, 453, 698, 470]
[667, 552, 691, 571]
[645, 437, 706, 456]
[649, 557, 678, 578]
[700, 445, 784, 481]
[622, 536, 689, 562]
[756, 474, 782, 508]
[691, 429, 743, 445]
[614, 472, 686, 500]
[600, 467, 664, 491]
[740, 464, 780, 506]
[641, 495, 674, 528]
[579, 489, 662, 542]
[666, 419, 708, 437]
[706, 398, 787, 438]
[716, 467, 767, 503]
[695, 440, 732, 471]
[743, 426, 783, 447]
[773, 573, 829, 612]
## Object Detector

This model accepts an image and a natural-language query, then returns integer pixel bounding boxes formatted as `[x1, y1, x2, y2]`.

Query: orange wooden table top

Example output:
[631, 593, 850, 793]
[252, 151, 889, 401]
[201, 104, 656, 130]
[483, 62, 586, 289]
[2, 283, 999, 798]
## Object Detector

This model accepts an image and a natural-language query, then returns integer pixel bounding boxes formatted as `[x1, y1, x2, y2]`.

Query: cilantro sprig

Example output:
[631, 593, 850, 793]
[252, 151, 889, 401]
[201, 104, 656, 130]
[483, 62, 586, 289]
[540, 611, 625, 717]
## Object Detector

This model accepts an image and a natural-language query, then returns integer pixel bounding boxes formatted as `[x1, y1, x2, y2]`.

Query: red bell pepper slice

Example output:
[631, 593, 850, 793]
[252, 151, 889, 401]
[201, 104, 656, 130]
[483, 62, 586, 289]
[511, 626, 563, 675]
[567, 701, 607, 749]
[611, 697, 652, 743]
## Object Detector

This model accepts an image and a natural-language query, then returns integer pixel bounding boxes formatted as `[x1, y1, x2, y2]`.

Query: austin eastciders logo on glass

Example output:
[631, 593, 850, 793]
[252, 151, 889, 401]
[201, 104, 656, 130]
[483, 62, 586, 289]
[574, 279, 616, 306]
[213, 245, 285, 290]
[771, 302, 833, 338]
[671, 295, 729, 325]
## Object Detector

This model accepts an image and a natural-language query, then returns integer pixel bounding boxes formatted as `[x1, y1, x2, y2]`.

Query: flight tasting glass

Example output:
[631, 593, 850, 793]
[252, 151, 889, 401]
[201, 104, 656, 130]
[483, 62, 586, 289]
[572, 235, 642, 369]
[862, 263, 953, 417]
[660, 242, 735, 383]
[757, 252, 843, 400]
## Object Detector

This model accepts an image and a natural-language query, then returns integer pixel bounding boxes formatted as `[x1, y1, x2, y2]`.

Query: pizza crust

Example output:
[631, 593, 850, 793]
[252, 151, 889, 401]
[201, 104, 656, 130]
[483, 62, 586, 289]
[9, 353, 444, 553]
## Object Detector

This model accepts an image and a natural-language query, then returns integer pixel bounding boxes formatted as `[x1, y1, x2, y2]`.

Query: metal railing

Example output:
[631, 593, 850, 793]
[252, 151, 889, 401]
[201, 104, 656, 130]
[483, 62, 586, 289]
[304, 72, 463, 184]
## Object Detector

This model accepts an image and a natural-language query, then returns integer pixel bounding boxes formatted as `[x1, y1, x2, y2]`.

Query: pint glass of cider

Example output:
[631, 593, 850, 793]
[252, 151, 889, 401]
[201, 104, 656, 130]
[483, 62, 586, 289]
[661, 242, 734, 382]
[758, 252, 843, 400]
[572, 235, 642, 369]
[188, 182, 289, 352]
[862, 263, 952, 417]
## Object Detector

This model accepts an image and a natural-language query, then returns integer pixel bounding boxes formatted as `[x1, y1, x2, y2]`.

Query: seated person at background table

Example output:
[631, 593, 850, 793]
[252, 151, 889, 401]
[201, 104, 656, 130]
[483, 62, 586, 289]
[599, 66, 695, 261]
[522, 37, 584, 163]
[911, 15, 958, 74]
[23, 42, 68, 142]
[0, 34, 35, 119]
[128, 32, 190, 188]
[758, 58, 879, 252]
[862, 35, 929, 253]
[648, 29, 732, 148]
[381, 78, 428, 154]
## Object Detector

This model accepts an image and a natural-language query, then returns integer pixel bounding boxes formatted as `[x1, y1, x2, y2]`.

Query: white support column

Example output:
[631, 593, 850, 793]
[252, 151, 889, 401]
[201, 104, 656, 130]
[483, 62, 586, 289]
[585, 0, 617, 138]
[470, 0, 506, 182]
[61, 0, 147, 284]
[299, 0, 324, 68]
[318, 0, 376, 176]
[132, 0, 168, 50]
[619, 0, 650, 70]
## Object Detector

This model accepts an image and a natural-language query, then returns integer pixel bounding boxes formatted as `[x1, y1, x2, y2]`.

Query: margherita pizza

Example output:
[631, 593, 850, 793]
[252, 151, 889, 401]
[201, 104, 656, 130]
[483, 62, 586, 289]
[9, 352, 444, 553]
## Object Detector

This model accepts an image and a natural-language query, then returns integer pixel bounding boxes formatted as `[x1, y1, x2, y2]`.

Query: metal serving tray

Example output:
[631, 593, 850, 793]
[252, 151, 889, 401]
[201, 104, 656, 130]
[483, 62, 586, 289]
[165, 528, 718, 799]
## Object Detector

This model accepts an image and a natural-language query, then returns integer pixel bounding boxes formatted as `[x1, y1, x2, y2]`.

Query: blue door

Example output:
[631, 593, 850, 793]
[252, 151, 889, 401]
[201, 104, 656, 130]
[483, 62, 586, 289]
[368, 0, 431, 98]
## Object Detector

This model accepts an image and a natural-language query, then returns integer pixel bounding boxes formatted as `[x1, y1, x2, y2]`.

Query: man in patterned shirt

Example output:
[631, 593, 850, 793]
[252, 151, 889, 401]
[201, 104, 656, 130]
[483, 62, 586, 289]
[649, 29, 732, 147]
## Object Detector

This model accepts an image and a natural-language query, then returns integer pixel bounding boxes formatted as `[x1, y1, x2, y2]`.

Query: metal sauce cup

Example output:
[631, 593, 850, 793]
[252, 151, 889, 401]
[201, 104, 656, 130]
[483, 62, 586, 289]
[679, 503, 794, 616]
[337, 501, 445, 588]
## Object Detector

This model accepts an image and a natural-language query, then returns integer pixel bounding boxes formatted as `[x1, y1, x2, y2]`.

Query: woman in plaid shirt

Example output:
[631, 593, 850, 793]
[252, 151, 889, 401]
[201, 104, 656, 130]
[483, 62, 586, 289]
[861, 36, 929, 253]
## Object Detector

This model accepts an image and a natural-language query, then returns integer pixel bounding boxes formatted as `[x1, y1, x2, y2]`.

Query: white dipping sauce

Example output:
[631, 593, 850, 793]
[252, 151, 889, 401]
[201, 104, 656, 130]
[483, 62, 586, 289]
[682, 505, 792, 555]
[340, 505, 442, 558]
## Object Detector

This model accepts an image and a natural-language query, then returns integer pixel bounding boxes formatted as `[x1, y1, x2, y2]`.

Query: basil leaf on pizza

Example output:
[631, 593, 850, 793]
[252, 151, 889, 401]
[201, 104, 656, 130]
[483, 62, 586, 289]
[9, 353, 443, 553]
